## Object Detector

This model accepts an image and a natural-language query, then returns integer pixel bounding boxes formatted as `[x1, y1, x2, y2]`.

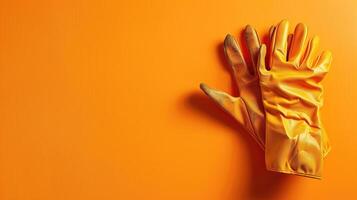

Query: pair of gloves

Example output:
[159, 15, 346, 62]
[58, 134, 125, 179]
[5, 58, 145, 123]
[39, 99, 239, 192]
[200, 20, 332, 179]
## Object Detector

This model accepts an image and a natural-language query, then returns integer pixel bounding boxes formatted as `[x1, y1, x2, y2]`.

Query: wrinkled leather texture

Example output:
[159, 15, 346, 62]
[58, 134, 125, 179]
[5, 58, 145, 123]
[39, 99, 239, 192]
[258, 20, 332, 178]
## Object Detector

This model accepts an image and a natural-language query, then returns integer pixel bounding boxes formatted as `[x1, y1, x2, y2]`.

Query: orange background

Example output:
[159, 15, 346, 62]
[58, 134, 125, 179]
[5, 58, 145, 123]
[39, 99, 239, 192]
[0, 0, 356, 199]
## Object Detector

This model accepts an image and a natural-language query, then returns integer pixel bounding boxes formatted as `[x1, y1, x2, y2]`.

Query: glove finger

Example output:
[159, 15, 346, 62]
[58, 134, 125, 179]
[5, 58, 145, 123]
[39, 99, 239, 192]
[268, 25, 276, 70]
[302, 36, 320, 68]
[288, 23, 308, 65]
[244, 25, 261, 73]
[272, 20, 290, 65]
[287, 33, 293, 54]
[224, 34, 251, 86]
[314, 50, 332, 74]
[257, 44, 269, 77]
[269, 25, 275, 41]
[200, 83, 253, 132]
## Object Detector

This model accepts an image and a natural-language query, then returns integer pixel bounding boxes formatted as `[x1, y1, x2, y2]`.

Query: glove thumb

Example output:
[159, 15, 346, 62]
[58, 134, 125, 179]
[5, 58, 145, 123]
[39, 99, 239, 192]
[199, 83, 254, 133]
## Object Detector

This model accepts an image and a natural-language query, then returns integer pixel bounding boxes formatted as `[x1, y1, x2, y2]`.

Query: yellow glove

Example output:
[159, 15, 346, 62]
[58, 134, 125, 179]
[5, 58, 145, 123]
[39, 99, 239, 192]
[200, 25, 266, 149]
[258, 20, 332, 178]
[200, 24, 330, 158]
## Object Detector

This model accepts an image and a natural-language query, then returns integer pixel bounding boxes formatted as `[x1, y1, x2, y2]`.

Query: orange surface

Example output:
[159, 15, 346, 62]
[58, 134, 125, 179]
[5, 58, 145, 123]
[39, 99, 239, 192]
[0, 0, 356, 199]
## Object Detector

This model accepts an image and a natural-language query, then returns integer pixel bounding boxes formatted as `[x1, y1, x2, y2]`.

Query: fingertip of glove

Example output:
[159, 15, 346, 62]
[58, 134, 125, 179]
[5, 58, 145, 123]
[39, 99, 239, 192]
[311, 35, 320, 45]
[279, 19, 289, 26]
[296, 22, 307, 31]
[199, 83, 210, 93]
[199, 83, 221, 101]
[244, 25, 254, 33]
[324, 50, 332, 58]
[224, 34, 235, 47]
[199, 83, 206, 90]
